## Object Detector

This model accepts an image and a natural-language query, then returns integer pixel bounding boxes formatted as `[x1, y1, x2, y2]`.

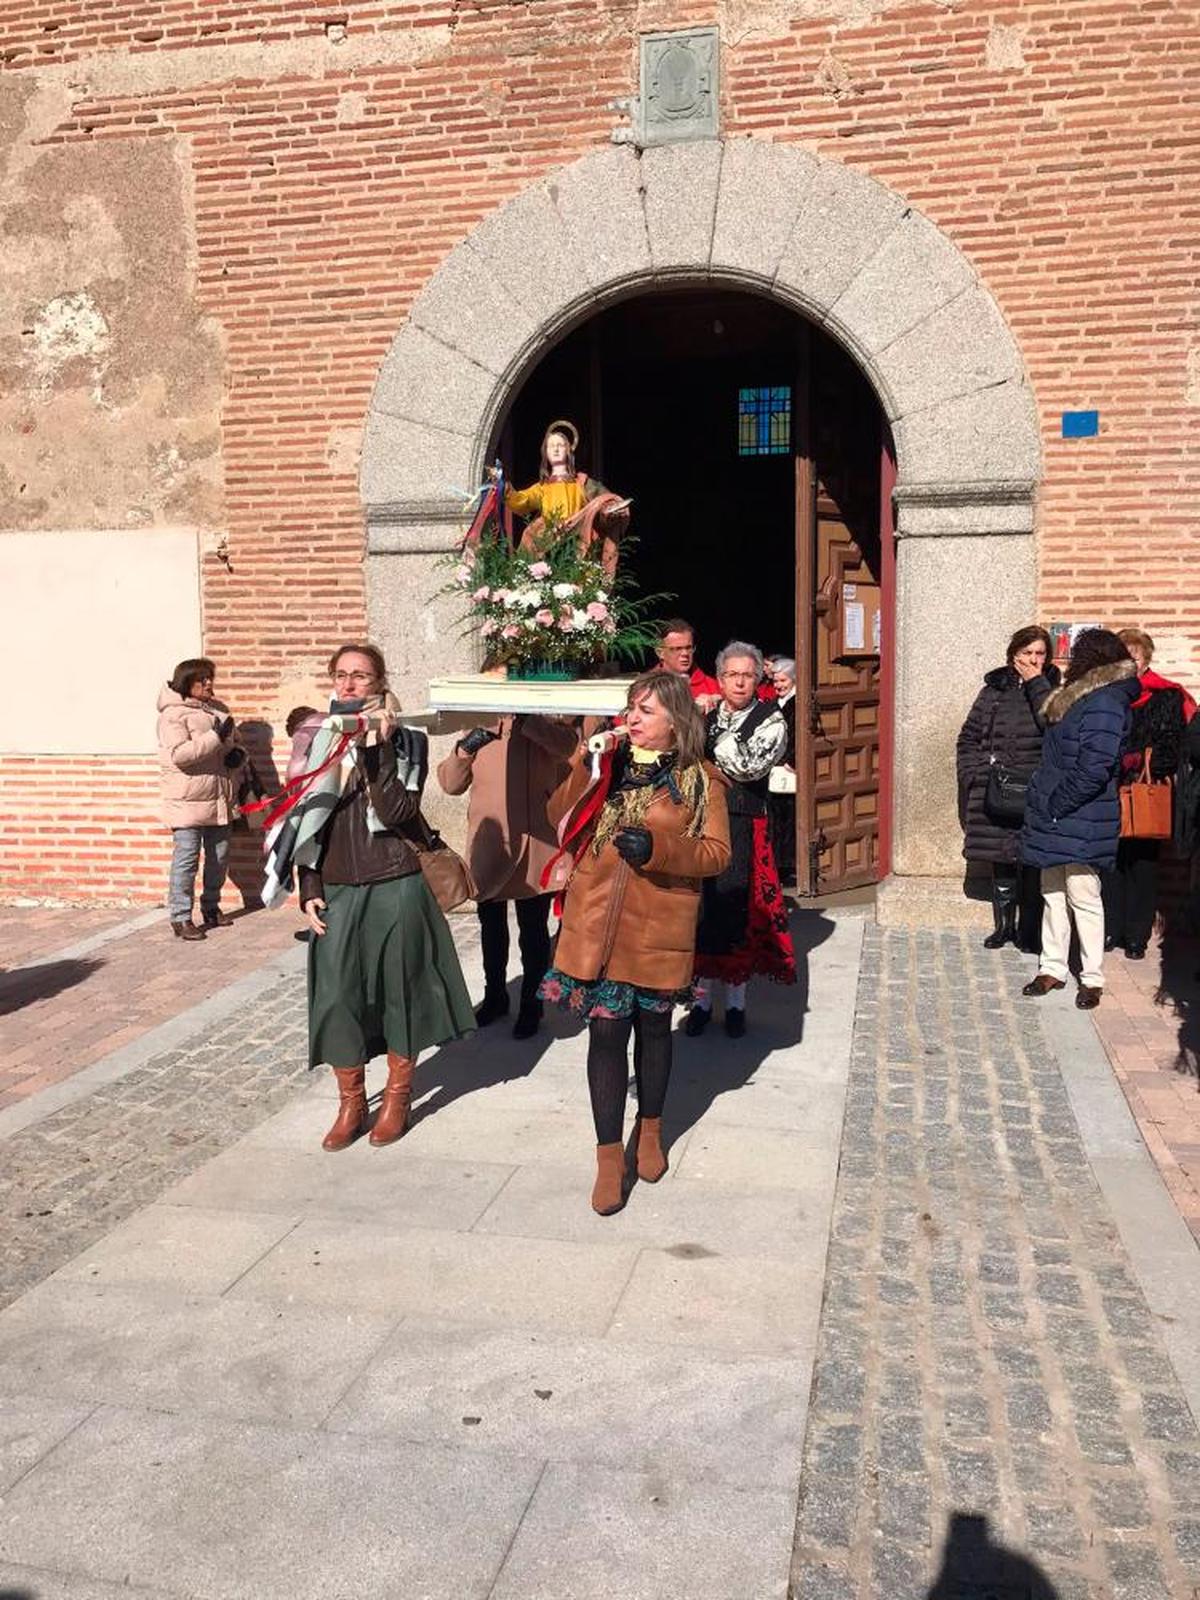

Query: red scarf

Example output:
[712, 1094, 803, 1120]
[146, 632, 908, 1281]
[1133, 669, 1197, 722]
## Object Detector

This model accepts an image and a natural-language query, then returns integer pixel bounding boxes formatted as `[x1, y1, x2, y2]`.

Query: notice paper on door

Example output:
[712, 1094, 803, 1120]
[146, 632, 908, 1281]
[843, 599, 866, 652]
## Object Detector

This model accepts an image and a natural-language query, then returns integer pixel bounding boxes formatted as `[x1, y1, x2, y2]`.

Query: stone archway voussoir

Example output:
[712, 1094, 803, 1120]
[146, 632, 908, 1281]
[639, 139, 723, 275]
[407, 237, 540, 379]
[773, 158, 909, 328]
[711, 137, 822, 287]
[826, 209, 977, 369]
[462, 178, 598, 339]
[369, 323, 497, 438]
[868, 284, 1026, 424]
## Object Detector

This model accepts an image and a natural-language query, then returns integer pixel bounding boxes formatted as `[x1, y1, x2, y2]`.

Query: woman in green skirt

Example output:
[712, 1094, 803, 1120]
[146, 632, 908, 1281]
[296, 643, 475, 1151]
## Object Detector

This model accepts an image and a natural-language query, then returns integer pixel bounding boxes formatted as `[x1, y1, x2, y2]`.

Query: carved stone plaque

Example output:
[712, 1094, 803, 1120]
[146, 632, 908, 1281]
[639, 27, 719, 145]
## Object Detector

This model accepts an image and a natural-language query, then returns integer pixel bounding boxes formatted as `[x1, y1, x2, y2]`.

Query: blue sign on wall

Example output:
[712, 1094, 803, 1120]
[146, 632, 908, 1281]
[1062, 410, 1100, 438]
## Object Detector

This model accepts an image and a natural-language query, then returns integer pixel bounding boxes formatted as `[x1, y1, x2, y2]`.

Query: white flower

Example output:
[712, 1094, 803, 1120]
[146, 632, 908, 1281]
[552, 582, 577, 599]
[596, 590, 608, 603]
[518, 588, 542, 609]
[571, 607, 590, 630]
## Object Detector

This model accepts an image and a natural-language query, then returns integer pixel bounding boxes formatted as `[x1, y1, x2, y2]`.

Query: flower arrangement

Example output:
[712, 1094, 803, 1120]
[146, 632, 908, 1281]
[440, 515, 667, 677]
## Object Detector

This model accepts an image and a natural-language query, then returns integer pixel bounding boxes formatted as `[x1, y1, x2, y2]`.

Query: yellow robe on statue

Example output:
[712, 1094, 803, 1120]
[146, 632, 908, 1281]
[504, 477, 591, 522]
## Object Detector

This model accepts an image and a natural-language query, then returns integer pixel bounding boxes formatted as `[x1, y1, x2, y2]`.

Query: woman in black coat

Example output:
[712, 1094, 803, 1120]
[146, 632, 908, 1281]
[956, 625, 1060, 950]
[1101, 627, 1193, 959]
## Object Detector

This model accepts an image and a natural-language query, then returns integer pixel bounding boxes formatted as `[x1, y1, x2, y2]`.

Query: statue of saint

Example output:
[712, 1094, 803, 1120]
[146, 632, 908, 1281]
[489, 420, 630, 580]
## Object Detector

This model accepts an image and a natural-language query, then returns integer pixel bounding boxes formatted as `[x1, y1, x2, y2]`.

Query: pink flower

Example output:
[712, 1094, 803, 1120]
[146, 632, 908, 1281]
[471, 585, 491, 603]
[528, 560, 551, 579]
[480, 619, 498, 637]
[454, 565, 471, 584]
[535, 607, 554, 626]
[462, 546, 476, 566]
[586, 601, 609, 622]
[502, 624, 521, 639]
[603, 617, 617, 634]
[558, 614, 575, 632]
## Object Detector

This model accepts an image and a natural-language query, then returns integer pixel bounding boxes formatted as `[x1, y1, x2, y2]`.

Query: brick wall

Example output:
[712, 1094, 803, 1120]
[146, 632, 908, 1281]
[2, 0, 1197, 902]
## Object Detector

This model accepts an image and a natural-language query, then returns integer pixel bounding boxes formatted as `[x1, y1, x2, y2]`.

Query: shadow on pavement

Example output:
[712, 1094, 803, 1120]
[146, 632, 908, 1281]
[664, 905, 838, 1154]
[1155, 931, 1200, 1083]
[406, 977, 560, 1128]
[0, 957, 103, 1016]
[926, 1511, 1060, 1599]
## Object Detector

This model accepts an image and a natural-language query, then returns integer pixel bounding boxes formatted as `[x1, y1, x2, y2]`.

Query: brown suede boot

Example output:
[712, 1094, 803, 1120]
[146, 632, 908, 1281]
[322, 1066, 367, 1151]
[635, 1117, 667, 1183]
[591, 1141, 626, 1215]
[369, 1051, 415, 1146]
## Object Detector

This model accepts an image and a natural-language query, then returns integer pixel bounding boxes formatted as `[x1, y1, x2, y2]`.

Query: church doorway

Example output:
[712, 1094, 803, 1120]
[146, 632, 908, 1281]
[495, 287, 893, 897]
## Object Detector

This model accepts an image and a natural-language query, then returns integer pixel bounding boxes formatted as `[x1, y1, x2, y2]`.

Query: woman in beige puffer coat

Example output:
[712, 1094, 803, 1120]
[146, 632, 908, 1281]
[157, 657, 244, 940]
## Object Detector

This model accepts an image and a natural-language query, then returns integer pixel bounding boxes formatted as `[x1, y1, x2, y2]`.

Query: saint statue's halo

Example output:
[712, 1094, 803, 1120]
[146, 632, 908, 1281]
[546, 418, 580, 452]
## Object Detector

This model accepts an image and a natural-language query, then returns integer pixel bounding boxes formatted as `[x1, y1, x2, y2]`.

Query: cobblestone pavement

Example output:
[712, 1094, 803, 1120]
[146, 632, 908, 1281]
[0, 970, 311, 1311]
[0, 905, 300, 1108]
[792, 926, 1200, 1600]
[1090, 936, 1200, 1243]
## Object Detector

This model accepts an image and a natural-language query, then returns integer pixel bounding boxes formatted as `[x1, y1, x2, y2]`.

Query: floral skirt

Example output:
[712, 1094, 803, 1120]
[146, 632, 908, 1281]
[539, 967, 690, 1022]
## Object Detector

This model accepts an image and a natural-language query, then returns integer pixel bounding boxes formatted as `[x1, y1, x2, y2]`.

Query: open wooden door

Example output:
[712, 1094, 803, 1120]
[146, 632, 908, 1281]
[797, 342, 884, 895]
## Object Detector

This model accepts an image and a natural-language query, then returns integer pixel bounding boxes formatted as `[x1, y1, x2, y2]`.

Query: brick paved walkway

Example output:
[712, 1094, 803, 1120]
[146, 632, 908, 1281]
[792, 927, 1200, 1600]
[1089, 938, 1200, 1244]
[0, 906, 300, 1109]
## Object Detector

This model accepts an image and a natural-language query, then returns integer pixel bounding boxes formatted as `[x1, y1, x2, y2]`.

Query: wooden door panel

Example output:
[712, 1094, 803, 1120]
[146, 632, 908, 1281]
[810, 500, 881, 893]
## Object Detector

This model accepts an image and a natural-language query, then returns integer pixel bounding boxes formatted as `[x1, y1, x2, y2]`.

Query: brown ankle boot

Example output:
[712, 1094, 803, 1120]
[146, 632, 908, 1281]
[322, 1067, 367, 1151]
[636, 1117, 667, 1183]
[591, 1142, 626, 1215]
[369, 1051, 415, 1146]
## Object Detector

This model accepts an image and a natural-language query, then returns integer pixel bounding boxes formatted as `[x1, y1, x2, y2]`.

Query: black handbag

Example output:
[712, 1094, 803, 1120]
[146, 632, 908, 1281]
[982, 696, 1031, 824]
[984, 761, 1030, 823]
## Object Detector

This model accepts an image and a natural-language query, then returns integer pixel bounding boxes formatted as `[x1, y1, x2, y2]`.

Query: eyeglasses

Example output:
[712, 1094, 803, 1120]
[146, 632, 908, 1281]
[333, 670, 375, 684]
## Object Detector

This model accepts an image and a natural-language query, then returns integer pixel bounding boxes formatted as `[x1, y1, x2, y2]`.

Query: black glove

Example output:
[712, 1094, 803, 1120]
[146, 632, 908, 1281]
[215, 715, 235, 741]
[614, 826, 653, 868]
[458, 727, 499, 757]
[223, 747, 246, 769]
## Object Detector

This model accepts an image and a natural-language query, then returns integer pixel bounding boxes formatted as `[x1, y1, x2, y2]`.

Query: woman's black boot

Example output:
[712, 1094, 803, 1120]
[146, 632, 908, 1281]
[984, 875, 1018, 949]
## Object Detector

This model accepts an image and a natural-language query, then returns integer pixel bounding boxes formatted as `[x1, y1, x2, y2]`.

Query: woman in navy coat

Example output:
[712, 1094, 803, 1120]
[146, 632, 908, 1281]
[1020, 630, 1139, 1009]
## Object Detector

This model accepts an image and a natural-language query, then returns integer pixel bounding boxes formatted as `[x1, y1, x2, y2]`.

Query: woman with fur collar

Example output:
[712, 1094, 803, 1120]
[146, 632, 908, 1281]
[1020, 629, 1140, 1010]
[956, 626, 1060, 952]
[1101, 627, 1195, 960]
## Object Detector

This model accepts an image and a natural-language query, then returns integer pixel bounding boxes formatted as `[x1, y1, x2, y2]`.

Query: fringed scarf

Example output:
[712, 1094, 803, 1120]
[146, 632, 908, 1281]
[588, 752, 710, 857]
[256, 693, 418, 908]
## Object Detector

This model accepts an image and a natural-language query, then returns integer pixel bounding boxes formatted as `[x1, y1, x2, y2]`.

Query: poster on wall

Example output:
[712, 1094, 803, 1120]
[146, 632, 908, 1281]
[1048, 621, 1101, 668]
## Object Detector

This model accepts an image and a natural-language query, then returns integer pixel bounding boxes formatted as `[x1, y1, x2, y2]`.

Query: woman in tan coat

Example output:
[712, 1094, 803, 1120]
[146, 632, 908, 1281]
[539, 669, 731, 1214]
[156, 657, 245, 940]
[437, 715, 577, 1039]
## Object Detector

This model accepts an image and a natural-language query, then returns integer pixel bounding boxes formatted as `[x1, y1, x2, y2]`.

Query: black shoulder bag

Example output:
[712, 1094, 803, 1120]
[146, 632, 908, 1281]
[983, 691, 1032, 824]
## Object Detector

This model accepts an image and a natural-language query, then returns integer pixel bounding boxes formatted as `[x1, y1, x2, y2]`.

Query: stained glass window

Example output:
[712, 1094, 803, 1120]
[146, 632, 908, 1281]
[738, 385, 791, 456]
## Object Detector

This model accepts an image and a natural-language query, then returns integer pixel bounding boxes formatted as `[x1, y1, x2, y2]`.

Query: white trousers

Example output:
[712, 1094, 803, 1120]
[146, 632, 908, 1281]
[1039, 864, 1105, 989]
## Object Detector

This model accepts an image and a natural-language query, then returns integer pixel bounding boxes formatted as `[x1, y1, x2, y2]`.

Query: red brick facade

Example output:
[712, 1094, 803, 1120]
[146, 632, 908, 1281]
[2, 1, 1196, 902]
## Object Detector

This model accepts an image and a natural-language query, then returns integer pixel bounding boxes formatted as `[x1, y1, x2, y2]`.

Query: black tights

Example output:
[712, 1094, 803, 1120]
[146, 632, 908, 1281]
[586, 1009, 674, 1144]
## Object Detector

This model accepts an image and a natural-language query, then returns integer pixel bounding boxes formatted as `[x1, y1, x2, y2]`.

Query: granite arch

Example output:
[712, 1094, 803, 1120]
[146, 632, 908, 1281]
[360, 139, 1042, 902]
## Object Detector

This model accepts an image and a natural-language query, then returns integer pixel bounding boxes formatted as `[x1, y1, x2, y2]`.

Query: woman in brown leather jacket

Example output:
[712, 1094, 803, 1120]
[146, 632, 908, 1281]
[539, 669, 731, 1214]
[298, 644, 475, 1152]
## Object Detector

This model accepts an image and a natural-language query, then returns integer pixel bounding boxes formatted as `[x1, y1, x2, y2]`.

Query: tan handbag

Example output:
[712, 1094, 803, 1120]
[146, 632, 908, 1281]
[1119, 748, 1173, 840]
[411, 819, 476, 912]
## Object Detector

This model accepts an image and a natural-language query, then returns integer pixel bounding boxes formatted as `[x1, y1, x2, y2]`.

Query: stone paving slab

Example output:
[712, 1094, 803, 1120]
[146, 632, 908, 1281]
[0, 1405, 544, 1600]
[488, 1461, 795, 1600]
[326, 1319, 808, 1489]
[0, 1280, 397, 1429]
[0, 1564, 176, 1600]
[227, 1215, 643, 1334]
[790, 925, 1200, 1600]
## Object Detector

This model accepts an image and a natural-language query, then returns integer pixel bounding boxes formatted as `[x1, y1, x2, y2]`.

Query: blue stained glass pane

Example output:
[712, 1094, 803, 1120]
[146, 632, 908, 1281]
[738, 385, 791, 455]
